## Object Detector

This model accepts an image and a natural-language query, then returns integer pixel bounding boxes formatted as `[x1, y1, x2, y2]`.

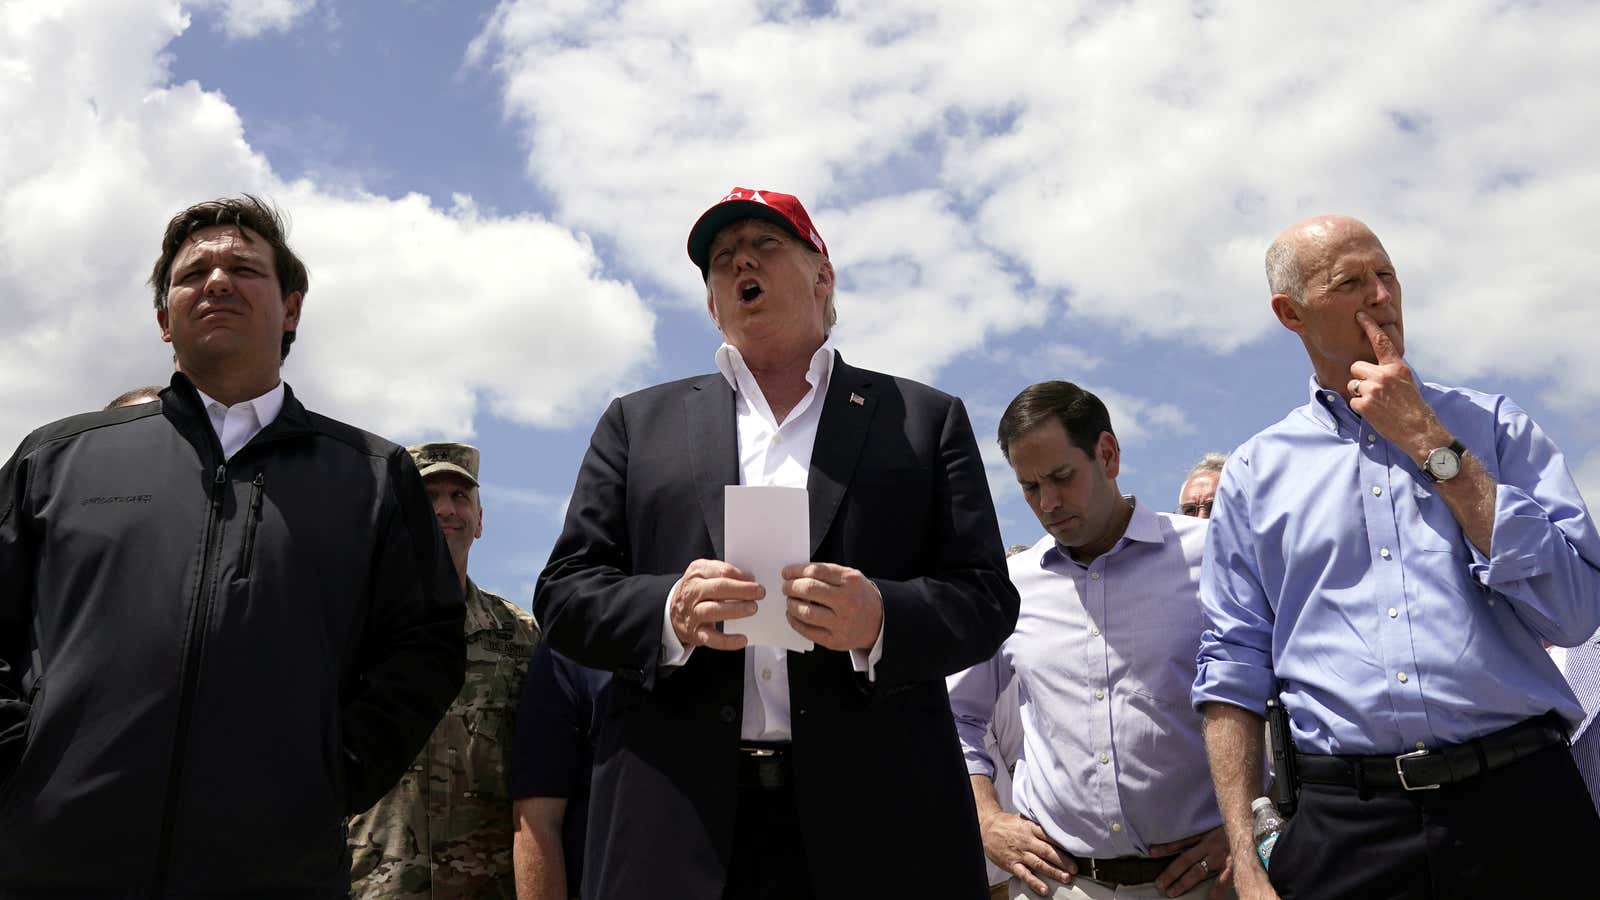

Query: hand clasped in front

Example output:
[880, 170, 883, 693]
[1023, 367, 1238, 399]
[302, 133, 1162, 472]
[780, 562, 882, 652]
[670, 559, 882, 653]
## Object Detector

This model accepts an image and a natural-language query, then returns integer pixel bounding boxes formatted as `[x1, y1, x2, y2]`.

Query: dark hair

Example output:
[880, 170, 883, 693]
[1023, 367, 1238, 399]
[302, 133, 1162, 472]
[148, 195, 309, 361]
[997, 381, 1114, 461]
[105, 385, 164, 410]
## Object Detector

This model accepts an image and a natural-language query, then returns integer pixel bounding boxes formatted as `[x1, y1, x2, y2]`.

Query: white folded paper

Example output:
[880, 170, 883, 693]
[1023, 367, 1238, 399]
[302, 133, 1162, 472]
[723, 485, 813, 652]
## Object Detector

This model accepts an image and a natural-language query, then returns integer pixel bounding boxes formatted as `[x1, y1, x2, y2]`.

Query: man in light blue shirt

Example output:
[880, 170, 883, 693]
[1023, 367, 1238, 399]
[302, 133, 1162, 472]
[1194, 215, 1600, 900]
[951, 382, 1230, 900]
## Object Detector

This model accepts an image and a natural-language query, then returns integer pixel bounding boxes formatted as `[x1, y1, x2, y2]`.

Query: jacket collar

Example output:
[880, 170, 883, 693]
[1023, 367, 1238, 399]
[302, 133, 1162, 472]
[163, 371, 317, 468]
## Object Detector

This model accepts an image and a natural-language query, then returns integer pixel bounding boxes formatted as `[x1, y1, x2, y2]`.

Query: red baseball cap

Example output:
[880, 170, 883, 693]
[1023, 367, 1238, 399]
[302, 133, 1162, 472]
[686, 187, 828, 277]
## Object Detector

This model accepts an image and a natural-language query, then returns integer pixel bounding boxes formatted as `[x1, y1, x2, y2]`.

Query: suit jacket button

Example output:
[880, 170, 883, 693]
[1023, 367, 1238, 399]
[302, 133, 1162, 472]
[719, 705, 737, 724]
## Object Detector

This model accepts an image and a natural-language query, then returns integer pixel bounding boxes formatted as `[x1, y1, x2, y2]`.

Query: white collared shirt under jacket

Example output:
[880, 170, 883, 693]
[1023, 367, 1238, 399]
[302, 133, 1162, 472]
[194, 381, 284, 460]
[948, 500, 1222, 859]
[660, 339, 882, 741]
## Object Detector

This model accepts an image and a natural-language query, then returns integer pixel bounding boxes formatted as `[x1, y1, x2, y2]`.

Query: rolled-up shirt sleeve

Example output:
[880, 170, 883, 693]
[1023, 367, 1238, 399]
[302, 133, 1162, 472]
[1193, 453, 1277, 716]
[948, 649, 1011, 780]
[1467, 399, 1600, 647]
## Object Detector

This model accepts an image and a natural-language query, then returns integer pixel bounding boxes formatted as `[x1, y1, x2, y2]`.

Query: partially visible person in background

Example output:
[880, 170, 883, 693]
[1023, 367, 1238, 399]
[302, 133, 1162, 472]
[350, 442, 540, 899]
[510, 644, 611, 900]
[105, 385, 163, 410]
[1177, 453, 1226, 519]
[1550, 630, 1600, 812]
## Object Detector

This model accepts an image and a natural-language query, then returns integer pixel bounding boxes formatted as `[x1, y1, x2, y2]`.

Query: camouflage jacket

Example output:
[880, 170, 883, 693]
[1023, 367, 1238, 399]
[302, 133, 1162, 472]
[349, 580, 540, 899]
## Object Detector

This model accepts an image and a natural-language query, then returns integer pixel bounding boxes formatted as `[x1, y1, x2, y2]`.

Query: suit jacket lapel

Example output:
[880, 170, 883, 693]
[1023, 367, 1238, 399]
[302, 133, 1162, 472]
[686, 374, 739, 560]
[807, 352, 875, 557]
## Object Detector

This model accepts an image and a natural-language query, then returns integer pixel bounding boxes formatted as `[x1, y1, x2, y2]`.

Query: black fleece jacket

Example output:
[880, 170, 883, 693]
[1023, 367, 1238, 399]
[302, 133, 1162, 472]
[0, 374, 465, 898]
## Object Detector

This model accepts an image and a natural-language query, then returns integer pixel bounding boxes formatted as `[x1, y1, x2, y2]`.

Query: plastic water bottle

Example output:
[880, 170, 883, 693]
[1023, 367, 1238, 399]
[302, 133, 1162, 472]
[1251, 796, 1285, 869]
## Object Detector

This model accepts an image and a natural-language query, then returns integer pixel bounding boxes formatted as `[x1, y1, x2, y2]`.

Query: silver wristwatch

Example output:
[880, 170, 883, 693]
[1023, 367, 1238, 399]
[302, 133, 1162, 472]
[1422, 439, 1467, 483]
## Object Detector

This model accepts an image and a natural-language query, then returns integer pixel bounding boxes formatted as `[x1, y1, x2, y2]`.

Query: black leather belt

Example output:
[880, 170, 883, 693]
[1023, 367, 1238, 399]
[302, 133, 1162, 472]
[1079, 853, 1180, 887]
[738, 742, 791, 790]
[1295, 713, 1566, 792]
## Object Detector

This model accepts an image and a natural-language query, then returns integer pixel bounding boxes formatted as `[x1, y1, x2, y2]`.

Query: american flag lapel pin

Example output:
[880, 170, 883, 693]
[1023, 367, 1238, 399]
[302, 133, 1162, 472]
[849, 392, 865, 406]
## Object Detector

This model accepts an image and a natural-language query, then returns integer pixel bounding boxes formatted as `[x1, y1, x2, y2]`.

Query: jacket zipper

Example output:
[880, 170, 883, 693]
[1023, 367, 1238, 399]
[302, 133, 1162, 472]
[151, 463, 228, 895]
[239, 473, 264, 578]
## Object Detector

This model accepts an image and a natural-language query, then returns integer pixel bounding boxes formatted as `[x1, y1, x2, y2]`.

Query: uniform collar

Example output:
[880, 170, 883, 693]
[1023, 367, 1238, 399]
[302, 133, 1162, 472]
[462, 578, 504, 635]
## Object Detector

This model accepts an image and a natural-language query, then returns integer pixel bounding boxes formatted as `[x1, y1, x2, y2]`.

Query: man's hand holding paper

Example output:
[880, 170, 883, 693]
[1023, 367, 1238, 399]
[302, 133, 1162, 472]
[782, 562, 883, 652]
[668, 559, 761, 651]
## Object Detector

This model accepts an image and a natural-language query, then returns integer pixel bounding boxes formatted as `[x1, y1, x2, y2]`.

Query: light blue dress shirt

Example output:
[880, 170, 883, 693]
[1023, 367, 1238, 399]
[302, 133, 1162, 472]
[1193, 377, 1600, 755]
[949, 500, 1221, 859]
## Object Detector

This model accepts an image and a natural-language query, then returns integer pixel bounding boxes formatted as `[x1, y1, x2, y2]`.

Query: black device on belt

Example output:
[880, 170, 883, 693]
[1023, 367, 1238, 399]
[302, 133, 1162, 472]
[1078, 853, 1181, 887]
[1266, 695, 1299, 817]
[738, 742, 792, 790]
[1294, 713, 1567, 792]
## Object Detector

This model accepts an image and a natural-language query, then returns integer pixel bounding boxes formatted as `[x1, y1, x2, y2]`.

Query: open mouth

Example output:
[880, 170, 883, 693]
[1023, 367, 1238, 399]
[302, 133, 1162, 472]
[738, 280, 764, 303]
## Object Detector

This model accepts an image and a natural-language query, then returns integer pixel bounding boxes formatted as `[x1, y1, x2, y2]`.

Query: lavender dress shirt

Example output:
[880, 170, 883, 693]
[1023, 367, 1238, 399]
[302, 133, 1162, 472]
[950, 501, 1220, 859]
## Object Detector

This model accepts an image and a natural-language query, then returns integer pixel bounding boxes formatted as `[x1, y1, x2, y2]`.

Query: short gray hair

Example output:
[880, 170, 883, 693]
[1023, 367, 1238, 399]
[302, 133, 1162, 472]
[1265, 235, 1303, 302]
[1187, 452, 1227, 479]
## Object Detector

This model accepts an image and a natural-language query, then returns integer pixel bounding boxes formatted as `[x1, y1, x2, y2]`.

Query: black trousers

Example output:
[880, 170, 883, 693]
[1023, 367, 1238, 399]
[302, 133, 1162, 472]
[1268, 741, 1600, 899]
[722, 782, 815, 900]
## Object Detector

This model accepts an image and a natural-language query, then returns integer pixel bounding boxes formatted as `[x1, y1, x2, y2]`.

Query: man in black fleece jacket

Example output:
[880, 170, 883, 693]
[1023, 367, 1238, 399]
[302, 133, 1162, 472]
[0, 196, 466, 898]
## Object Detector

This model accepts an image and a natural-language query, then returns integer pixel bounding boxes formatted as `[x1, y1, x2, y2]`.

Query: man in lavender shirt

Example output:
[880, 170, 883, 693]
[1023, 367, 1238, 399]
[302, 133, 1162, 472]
[1194, 216, 1600, 899]
[950, 381, 1232, 900]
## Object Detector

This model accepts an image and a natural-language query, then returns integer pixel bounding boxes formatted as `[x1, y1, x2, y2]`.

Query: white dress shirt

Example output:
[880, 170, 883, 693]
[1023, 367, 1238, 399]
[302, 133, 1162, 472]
[660, 339, 881, 741]
[194, 381, 284, 460]
[983, 679, 1023, 885]
[948, 500, 1222, 859]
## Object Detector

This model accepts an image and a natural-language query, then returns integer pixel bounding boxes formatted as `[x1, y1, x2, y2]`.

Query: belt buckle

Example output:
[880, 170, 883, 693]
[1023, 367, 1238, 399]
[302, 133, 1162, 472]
[1394, 748, 1440, 791]
[1087, 858, 1099, 882]
[744, 747, 778, 758]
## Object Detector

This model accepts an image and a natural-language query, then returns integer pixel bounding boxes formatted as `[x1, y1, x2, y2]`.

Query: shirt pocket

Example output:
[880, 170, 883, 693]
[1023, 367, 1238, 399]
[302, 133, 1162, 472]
[445, 700, 516, 845]
[1128, 600, 1205, 707]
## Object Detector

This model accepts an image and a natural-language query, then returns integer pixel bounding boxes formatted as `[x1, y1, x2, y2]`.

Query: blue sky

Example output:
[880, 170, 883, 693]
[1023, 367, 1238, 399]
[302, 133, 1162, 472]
[3, 1, 1597, 608]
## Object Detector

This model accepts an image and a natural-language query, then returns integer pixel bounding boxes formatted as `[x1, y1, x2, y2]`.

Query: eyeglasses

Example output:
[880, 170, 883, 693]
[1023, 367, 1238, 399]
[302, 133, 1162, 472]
[1177, 499, 1214, 518]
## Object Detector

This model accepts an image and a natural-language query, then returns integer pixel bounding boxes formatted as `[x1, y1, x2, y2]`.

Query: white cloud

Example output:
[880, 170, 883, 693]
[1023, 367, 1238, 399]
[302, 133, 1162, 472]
[827, 191, 1049, 380]
[479, 482, 570, 525]
[1083, 385, 1194, 447]
[474, 0, 1600, 408]
[0, 1, 654, 452]
[989, 344, 1103, 379]
[189, 0, 316, 39]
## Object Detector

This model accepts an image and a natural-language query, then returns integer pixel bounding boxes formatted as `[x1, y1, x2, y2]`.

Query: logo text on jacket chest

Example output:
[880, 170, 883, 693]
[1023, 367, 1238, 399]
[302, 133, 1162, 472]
[79, 494, 153, 506]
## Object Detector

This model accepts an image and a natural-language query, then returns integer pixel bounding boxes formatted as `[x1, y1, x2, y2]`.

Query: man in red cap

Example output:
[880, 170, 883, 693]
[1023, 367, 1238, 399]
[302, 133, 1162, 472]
[536, 187, 1019, 899]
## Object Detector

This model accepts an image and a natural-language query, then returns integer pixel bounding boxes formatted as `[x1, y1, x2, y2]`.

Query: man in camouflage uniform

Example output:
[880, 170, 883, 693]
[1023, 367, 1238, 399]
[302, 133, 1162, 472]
[350, 442, 541, 899]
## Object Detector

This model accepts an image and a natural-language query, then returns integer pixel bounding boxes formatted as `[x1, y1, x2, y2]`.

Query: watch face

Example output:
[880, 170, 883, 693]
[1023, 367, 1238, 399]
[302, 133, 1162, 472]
[1427, 446, 1462, 481]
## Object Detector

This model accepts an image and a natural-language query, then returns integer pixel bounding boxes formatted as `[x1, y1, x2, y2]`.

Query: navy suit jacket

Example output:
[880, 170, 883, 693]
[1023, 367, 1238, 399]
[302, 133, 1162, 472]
[535, 352, 1019, 899]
